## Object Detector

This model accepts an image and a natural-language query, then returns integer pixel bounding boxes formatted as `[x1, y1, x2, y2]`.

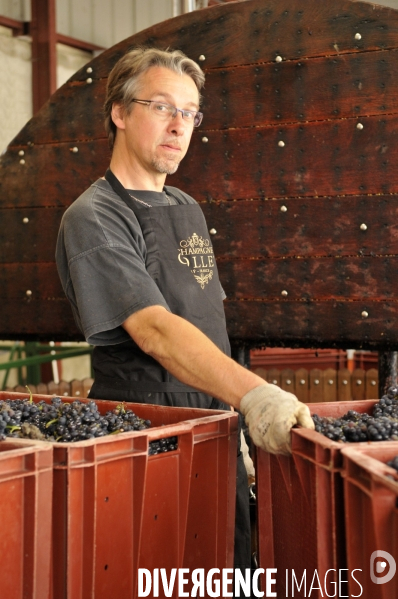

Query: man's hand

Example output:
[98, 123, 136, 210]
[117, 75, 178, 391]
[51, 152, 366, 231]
[239, 384, 315, 456]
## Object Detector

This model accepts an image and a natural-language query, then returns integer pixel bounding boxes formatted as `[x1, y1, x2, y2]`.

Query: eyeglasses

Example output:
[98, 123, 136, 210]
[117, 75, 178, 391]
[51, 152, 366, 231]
[131, 99, 203, 127]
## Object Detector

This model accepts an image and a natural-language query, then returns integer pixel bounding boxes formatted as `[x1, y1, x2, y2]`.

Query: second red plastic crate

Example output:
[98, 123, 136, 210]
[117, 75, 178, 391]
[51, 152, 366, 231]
[256, 399, 379, 598]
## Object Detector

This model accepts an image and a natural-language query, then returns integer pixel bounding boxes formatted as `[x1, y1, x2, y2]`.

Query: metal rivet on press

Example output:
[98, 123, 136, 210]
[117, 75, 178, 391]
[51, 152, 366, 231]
[198, 55, 206, 61]
[280, 205, 287, 212]
[300, 379, 306, 385]
[328, 379, 334, 385]
[86, 67, 93, 73]
[314, 379, 320, 385]
[342, 380, 348, 385]
[63, 392, 69, 396]
[70, 147, 79, 153]
[356, 123, 364, 130]
[275, 55, 283, 62]
[75, 391, 80, 396]
[286, 379, 291, 385]
[86, 78, 93, 84]
[272, 380, 278, 385]
[20, 159, 25, 165]
[356, 379, 362, 385]
[202, 137, 209, 143]
[360, 223, 367, 231]
[362, 310, 369, 318]
[18, 150, 24, 156]
[278, 140, 285, 147]
[371, 380, 376, 386]
[22, 217, 29, 224]
[355, 33, 362, 40]
[281, 290, 288, 296]
[26, 290, 32, 296]
[209, 228, 217, 235]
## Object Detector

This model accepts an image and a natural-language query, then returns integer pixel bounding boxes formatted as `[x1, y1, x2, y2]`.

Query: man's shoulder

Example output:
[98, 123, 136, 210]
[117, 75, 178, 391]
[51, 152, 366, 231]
[165, 186, 198, 205]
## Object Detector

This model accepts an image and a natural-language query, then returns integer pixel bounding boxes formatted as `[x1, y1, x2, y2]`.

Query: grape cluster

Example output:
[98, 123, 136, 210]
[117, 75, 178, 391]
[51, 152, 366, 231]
[312, 385, 398, 443]
[0, 396, 178, 455]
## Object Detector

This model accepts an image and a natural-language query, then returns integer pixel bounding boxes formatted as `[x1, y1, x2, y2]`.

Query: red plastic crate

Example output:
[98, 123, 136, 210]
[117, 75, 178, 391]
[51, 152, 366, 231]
[342, 443, 398, 599]
[0, 391, 238, 599]
[0, 438, 53, 599]
[256, 399, 379, 599]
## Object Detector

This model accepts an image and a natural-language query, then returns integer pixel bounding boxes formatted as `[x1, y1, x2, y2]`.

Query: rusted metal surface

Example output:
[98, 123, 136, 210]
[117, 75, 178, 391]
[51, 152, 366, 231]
[2, 0, 398, 348]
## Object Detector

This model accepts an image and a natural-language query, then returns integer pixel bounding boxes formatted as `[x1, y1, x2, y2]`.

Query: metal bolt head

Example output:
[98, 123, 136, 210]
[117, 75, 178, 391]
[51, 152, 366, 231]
[63, 392, 68, 396]
[209, 228, 217, 235]
[86, 78, 93, 84]
[75, 391, 80, 396]
[18, 150, 24, 156]
[300, 379, 306, 385]
[281, 290, 288, 297]
[202, 137, 209, 143]
[71, 146, 79, 153]
[198, 55, 206, 61]
[360, 223, 367, 231]
[328, 379, 334, 385]
[356, 379, 362, 385]
[272, 379, 278, 385]
[342, 380, 348, 385]
[26, 290, 32, 296]
[356, 123, 364, 130]
[355, 33, 362, 40]
[280, 205, 287, 212]
[371, 380, 376, 386]
[314, 379, 320, 385]
[361, 310, 369, 318]
[275, 55, 283, 62]
[22, 217, 29, 224]
[86, 67, 93, 73]
[278, 140, 285, 147]
[286, 379, 291, 385]
[20, 159, 25, 165]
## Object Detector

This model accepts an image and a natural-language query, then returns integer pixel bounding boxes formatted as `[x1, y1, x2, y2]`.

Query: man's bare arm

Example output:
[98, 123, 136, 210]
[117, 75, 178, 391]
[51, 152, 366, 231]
[122, 305, 265, 409]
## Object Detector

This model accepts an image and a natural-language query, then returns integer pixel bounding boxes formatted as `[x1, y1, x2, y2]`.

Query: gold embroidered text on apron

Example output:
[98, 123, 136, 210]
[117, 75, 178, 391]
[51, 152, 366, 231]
[178, 232, 215, 289]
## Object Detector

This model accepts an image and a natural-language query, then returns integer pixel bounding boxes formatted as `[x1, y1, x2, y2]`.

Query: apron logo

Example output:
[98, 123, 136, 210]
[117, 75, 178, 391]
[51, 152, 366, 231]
[178, 232, 215, 289]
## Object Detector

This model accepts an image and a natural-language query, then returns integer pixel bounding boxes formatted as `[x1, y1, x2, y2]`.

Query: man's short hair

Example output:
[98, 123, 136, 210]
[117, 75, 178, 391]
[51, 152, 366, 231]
[104, 47, 205, 149]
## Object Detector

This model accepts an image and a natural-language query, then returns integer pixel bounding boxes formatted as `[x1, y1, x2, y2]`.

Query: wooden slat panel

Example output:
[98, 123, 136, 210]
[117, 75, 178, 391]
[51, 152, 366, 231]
[266, 368, 280, 386]
[0, 299, 81, 339]
[4, 113, 398, 208]
[309, 368, 323, 402]
[224, 300, 398, 349]
[294, 368, 308, 403]
[0, 140, 110, 208]
[253, 367, 267, 381]
[204, 196, 398, 259]
[173, 114, 398, 200]
[323, 367, 337, 402]
[53, 0, 398, 82]
[365, 368, 379, 399]
[280, 368, 295, 392]
[351, 367, 366, 400]
[337, 368, 352, 401]
[202, 49, 398, 129]
[10, 47, 398, 145]
[220, 256, 398, 301]
[2, 196, 398, 263]
[0, 264, 63, 298]
[0, 208, 65, 262]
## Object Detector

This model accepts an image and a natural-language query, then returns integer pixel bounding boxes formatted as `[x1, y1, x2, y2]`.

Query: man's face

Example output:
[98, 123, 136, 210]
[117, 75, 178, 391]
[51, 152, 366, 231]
[114, 66, 200, 177]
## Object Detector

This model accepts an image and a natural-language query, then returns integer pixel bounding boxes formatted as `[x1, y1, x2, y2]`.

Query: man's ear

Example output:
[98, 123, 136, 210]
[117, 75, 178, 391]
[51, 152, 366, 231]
[111, 103, 126, 130]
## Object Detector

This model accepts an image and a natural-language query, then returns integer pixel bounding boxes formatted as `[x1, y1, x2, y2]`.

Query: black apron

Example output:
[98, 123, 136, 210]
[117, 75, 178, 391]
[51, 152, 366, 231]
[89, 169, 251, 576]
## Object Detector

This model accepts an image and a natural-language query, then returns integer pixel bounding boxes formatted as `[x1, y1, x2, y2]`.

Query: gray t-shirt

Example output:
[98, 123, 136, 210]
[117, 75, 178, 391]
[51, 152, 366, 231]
[56, 178, 224, 345]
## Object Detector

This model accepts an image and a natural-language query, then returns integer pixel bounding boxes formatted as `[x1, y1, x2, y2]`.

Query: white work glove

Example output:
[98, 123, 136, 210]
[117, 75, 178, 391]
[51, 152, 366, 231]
[240, 384, 314, 456]
[240, 430, 255, 483]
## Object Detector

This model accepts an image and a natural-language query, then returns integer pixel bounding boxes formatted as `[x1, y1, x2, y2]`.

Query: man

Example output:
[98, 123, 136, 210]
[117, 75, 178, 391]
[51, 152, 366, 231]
[56, 47, 314, 578]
